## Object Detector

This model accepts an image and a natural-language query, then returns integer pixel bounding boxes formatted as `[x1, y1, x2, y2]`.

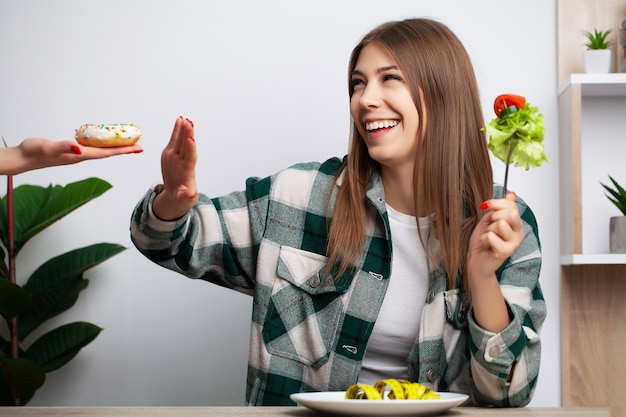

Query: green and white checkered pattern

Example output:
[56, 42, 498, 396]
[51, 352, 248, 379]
[130, 156, 545, 407]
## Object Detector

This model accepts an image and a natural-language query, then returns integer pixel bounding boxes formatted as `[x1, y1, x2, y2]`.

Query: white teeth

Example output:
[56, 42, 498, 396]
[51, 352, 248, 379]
[366, 120, 398, 131]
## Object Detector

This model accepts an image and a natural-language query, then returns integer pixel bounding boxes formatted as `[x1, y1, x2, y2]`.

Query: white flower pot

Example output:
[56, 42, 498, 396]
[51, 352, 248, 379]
[610, 216, 626, 253]
[584, 49, 612, 74]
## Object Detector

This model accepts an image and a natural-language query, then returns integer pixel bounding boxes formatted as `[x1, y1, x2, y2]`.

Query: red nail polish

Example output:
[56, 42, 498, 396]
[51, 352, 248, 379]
[479, 201, 489, 210]
[186, 118, 194, 128]
[71, 145, 82, 155]
[189, 136, 195, 142]
[132, 149, 144, 154]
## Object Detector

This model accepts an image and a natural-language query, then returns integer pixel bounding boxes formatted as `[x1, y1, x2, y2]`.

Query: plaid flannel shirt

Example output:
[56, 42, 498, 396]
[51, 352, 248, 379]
[130, 156, 545, 407]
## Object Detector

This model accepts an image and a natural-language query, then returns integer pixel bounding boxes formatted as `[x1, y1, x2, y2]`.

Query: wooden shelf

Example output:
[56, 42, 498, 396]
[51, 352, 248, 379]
[561, 254, 626, 265]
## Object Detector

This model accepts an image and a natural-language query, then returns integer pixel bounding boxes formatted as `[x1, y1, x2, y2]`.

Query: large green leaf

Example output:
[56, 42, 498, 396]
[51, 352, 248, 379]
[18, 278, 89, 341]
[0, 178, 112, 254]
[0, 352, 45, 405]
[0, 280, 32, 319]
[23, 243, 126, 295]
[18, 243, 125, 340]
[24, 322, 102, 373]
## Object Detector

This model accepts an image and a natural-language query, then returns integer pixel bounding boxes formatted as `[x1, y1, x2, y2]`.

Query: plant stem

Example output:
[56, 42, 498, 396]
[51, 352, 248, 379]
[7, 176, 17, 355]
[7, 175, 20, 406]
[1, 137, 19, 404]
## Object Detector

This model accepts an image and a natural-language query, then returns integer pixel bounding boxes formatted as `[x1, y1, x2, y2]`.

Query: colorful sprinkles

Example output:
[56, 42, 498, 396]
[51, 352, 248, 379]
[75, 123, 141, 140]
[75, 123, 142, 147]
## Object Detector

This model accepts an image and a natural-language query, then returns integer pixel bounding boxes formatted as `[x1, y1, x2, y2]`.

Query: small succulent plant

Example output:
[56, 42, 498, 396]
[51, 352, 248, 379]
[601, 175, 626, 216]
[583, 29, 612, 50]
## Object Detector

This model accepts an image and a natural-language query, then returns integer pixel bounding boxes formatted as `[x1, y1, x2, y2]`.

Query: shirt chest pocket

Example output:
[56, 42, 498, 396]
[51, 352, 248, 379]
[262, 246, 348, 368]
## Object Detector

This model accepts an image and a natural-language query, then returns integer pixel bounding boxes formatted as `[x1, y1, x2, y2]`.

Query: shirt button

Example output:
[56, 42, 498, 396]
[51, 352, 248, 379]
[489, 345, 501, 358]
[457, 310, 466, 323]
[426, 369, 437, 382]
[310, 276, 321, 288]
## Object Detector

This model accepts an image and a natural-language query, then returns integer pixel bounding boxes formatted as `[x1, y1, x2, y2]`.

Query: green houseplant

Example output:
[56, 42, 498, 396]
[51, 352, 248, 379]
[601, 175, 626, 215]
[0, 177, 126, 405]
[584, 28, 613, 50]
[583, 28, 613, 73]
[600, 175, 626, 253]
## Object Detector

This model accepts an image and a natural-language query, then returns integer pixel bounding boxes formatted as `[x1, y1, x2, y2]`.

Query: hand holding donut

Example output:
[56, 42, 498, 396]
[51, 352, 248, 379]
[0, 137, 142, 176]
[152, 116, 198, 220]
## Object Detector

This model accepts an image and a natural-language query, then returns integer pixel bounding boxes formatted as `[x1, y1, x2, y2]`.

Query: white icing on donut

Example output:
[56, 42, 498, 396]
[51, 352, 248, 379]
[75, 124, 142, 141]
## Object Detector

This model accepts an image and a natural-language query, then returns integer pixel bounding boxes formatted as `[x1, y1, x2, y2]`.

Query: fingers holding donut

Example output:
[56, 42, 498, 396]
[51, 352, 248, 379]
[67, 141, 143, 159]
[8, 137, 142, 175]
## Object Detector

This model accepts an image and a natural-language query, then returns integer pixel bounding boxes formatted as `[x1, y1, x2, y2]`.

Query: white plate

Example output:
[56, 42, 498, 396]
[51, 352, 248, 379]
[290, 391, 469, 416]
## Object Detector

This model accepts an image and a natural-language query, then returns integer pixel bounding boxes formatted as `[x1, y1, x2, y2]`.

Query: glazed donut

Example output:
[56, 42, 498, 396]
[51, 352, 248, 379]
[75, 123, 142, 147]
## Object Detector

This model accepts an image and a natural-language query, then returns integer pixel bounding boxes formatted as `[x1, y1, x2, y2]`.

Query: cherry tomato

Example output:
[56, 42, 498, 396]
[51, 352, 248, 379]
[494, 94, 526, 118]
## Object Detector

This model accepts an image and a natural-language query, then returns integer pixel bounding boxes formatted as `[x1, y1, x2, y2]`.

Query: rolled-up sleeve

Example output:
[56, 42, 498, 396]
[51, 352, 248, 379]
[129, 180, 268, 295]
[467, 198, 546, 407]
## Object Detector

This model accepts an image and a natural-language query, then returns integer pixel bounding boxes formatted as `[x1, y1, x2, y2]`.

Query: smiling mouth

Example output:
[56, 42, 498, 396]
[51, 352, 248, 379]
[366, 120, 399, 132]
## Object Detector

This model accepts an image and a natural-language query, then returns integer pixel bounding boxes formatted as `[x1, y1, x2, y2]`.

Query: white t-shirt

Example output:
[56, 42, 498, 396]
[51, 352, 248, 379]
[358, 204, 430, 384]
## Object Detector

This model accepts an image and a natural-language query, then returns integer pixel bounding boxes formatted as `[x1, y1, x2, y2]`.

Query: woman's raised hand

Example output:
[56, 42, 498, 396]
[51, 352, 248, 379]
[153, 116, 198, 220]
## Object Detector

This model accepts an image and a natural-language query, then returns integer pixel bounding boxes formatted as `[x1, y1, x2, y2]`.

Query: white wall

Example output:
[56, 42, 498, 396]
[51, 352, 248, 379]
[0, 0, 560, 407]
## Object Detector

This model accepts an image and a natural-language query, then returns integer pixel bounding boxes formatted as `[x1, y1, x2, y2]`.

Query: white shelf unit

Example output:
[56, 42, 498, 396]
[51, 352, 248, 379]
[558, 73, 626, 96]
[561, 254, 626, 265]
[558, 73, 626, 265]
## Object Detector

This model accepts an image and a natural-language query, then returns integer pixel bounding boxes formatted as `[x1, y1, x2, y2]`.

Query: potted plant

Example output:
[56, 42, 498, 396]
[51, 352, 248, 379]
[0, 177, 126, 405]
[600, 175, 626, 253]
[583, 28, 613, 73]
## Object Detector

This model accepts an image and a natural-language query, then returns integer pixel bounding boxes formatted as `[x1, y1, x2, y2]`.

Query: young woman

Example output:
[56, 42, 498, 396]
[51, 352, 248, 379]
[130, 18, 545, 407]
[0, 137, 142, 175]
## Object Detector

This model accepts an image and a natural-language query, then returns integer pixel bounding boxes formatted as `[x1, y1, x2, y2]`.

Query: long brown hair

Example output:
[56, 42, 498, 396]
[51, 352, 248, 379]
[326, 18, 493, 290]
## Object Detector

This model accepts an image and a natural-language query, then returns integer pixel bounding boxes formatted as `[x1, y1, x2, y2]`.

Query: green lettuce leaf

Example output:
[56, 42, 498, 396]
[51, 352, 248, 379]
[483, 103, 547, 170]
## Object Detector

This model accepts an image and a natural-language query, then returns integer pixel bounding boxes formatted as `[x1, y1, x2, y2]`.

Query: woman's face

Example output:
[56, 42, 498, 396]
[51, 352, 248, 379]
[350, 43, 420, 172]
